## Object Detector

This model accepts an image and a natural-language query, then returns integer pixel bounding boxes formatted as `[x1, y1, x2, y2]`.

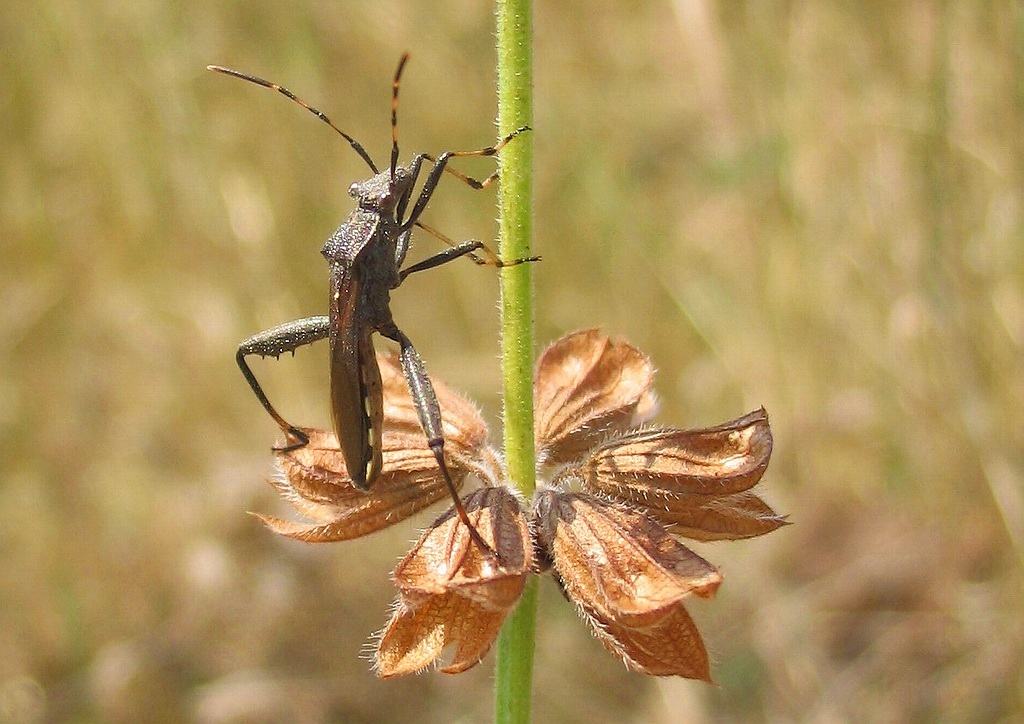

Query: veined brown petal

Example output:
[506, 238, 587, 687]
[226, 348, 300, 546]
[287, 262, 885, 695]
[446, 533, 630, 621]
[263, 428, 469, 542]
[568, 409, 784, 540]
[579, 601, 712, 680]
[577, 409, 773, 497]
[262, 356, 493, 543]
[640, 490, 789, 542]
[375, 488, 530, 677]
[534, 329, 655, 467]
[534, 491, 720, 627]
[375, 590, 508, 677]
[395, 487, 531, 611]
[275, 428, 439, 500]
[257, 461, 452, 543]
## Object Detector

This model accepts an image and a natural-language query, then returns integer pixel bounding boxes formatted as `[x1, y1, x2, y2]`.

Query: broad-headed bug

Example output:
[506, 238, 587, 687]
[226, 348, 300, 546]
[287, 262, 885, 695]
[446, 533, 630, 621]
[209, 55, 534, 555]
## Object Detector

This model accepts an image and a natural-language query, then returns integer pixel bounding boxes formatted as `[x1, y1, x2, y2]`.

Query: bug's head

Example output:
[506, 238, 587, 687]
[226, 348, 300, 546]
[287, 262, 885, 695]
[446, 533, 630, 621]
[349, 164, 414, 213]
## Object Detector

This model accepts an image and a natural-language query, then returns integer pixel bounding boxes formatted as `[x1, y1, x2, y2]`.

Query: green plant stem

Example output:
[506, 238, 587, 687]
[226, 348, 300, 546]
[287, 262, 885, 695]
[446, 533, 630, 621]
[494, 1, 536, 723]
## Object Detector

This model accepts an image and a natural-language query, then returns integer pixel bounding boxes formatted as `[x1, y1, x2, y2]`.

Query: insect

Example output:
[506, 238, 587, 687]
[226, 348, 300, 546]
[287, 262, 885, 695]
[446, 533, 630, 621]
[209, 55, 534, 555]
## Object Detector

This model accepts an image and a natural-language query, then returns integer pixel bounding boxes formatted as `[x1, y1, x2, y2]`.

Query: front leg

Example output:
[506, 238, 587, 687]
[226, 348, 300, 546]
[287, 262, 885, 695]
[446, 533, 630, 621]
[398, 126, 532, 232]
[237, 315, 330, 451]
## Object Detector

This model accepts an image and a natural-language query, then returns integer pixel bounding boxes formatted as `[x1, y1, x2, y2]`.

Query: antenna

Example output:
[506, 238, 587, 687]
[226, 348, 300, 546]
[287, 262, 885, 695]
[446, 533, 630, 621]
[208, 65, 379, 174]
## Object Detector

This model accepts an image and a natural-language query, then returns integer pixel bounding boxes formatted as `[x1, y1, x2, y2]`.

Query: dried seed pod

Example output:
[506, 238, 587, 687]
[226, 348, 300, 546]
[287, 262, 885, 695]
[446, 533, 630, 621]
[534, 329, 655, 467]
[533, 490, 720, 626]
[570, 408, 786, 540]
[376, 487, 531, 676]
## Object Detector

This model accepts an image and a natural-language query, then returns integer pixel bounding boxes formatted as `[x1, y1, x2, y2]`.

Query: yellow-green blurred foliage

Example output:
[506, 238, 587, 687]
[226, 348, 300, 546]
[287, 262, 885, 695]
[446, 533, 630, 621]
[3, 1, 1022, 722]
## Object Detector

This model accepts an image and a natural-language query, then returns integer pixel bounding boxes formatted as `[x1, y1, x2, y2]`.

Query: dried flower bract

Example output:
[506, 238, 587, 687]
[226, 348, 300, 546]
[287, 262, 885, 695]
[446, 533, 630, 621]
[534, 329, 656, 468]
[534, 490, 721, 679]
[376, 487, 531, 676]
[578, 597, 713, 679]
[534, 491, 721, 623]
[567, 408, 784, 541]
[529, 330, 785, 679]
[250, 329, 784, 681]
[256, 354, 492, 542]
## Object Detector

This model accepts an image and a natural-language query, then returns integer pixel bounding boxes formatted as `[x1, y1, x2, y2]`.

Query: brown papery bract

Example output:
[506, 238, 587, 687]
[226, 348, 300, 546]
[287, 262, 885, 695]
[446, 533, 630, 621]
[257, 428, 457, 542]
[533, 490, 720, 679]
[376, 590, 511, 677]
[257, 353, 493, 542]
[533, 491, 721, 626]
[376, 487, 531, 676]
[570, 409, 787, 541]
[534, 329, 655, 468]
[579, 600, 713, 680]
[394, 487, 531, 609]
[579, 409, 773, 496]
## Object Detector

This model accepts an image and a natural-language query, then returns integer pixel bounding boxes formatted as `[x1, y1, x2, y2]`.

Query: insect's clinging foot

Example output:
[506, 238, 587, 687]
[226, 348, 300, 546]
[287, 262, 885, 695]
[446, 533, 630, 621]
[272, 427, 310, 453]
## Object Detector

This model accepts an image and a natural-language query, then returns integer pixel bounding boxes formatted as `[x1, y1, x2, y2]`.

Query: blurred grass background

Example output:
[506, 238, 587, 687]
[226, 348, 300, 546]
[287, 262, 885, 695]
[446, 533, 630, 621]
[3, 1, 1023, 721]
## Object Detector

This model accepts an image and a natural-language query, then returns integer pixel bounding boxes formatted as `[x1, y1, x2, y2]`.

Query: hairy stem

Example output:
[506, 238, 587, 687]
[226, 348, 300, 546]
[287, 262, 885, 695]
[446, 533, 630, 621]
[494, 0, 537, 722]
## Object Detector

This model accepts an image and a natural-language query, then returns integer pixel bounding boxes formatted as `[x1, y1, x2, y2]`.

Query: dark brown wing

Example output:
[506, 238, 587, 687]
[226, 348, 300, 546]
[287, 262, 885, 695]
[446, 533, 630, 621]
[329, 265, 383, 490]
